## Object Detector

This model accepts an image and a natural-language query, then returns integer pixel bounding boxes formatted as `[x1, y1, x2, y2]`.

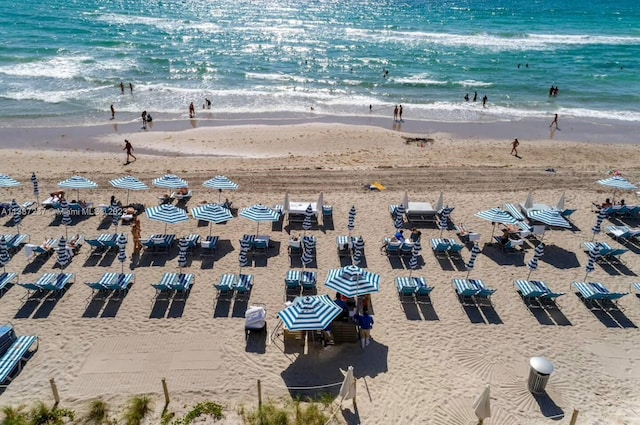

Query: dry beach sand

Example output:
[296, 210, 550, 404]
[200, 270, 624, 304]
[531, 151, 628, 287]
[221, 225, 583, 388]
[0, 121, 639, 424]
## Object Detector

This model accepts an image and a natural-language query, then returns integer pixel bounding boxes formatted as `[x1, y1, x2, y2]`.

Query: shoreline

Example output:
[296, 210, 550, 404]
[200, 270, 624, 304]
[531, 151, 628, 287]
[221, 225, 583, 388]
[1, 112, 639, 156]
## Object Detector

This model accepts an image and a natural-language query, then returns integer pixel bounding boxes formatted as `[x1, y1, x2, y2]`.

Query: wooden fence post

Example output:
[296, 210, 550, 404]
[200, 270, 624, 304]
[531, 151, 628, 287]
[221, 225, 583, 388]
[161, 378, 170, 406]
[257, 379, 262, 408]
[49, 378, 60, 405]
[569, 409, 579, 425]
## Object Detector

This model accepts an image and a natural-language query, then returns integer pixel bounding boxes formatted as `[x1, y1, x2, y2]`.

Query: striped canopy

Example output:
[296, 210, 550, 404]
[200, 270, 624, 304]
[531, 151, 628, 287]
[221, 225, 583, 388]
[475, 208, 518, 225]
[278, 295, 343, 331]
[597, 176, 637, 191]
[146, 204, 189, 225]
[528, 210, 571, 229]
[152, 174, 189, 189]
[58, 175, 98, 190]
[240, 205, 280, 235]
[203, 175, 238, 191]
[110, 176, 149, 191]
[324, 265, 381, 298]
[192, 204, 233, 223]
[0, 174, 21, 188]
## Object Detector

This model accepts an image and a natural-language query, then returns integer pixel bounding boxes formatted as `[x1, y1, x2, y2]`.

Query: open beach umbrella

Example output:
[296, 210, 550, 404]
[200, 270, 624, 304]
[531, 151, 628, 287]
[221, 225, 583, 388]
[324, 265, 381, 298]
[203, 175, 238, 202]
[57, 236, 70, 269]
[473, 384, 491, 425]
[117, 233, 127, 274]
[145, 204, 189, 233]
[152, 174, 189, 190]
[591, 209, 607, 241]
[466, 242, 481, 279]
[585, 244, 600, 280]
[10, 200, 22, 232]
[191, 203, 233, 236]
[597, 176, 637, 203]
[110, 175, 149, 204]
[352, 236, 365, 266]
[31, 172, 39, 205]
[302, 204, 314, 235]
[240, 204, 280, 235]
[527, 243, 545, 280]
[0, 174, 21, 189]
[239, 238, 251, 269]
[60, 198, 72, 238]
[58, 175, 98, 201]
[475, 208, 517, 240]
[301, 236, 315, 268]
[0, 236, 11, 272]
[278, 295, 342, 331]
[178, 237, 188, 270]
[347, 206, 356, 236]
[527, 210, 571, 229]
[394, 203, 405, 230]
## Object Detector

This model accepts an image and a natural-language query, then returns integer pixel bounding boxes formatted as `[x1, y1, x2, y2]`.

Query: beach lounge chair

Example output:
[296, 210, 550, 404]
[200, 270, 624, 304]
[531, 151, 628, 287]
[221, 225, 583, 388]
[215, 273, 236, 298]
[384, 240, 402, 257]
[85, 272, 119, 301]
[107, 273, 135, 300]
[389, 204, 400, 218]
[18, 273, 58, 299]
[85, 239, 107, 256]
[4, 234, 28, 253]
[288, 238, 302, 257]
[235, 274, 254, 300]
[396, 276, 418, 300]
[38, 273, 75, 298]
[412, 277, 433, 298]
[253, 238, 269, 255]
[446, 240, 465, 257]
[336, 236, 351, 257]
[494, 237, 524, 254]
[172, 190, 193, 202]
[184, 234, 201, 253]
[453, 278, 480, 305]
[173, 273, 194, 293]
[300, 271, 317, 292]
[515, 280, 564, 307]
[573, 281, 628, 310]
[607, 226, 640, 244]
[430, 239, 450, 258]
[582, 241, 615, 260]
[0, 273, 18, 296]
[322, 205, 333, 220]
[0, 325, 38, 389]
[631, 282, 640, 295]
[284, 270, 301, 293]
[199, 236, 219, 258]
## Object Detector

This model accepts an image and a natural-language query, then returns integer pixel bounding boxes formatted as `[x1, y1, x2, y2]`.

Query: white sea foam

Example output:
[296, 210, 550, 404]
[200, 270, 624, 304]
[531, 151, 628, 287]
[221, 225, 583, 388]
[0, 55, 92, 79]
[393, 74, 448, 86]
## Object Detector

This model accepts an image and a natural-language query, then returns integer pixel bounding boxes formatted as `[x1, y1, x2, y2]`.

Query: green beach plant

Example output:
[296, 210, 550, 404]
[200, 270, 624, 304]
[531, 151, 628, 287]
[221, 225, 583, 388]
[161, 401, 224, 425]
[1, 405, 29, 425]
[27, 401, 75, 424]
[122, 395, 154, 425]
[80, 399, 114, 425]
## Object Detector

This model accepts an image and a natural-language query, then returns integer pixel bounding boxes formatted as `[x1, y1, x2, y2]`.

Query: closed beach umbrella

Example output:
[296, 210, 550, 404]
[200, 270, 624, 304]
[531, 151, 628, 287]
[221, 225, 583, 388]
[597, 175, 637, 203]
[203, 175, 238, 202]
[111, 198, 122, 232]
[191, 203, 233, 235]
[152, 174, 189, 189]
[10, 200, 22, 232]
[324, 265, 381, 298]
[408, 244, 420, 277]
[394, 203, 405, 230]
[434, 191, 444, 212]
[475, 208, 517, 240]
[145, 204, 189, 233]
[239, 238, 251, 268]
[591, 209, 607, 241]
[301, 236, 315, 267]
[302, 204, 314, 233]
[117, 233, 127, 273]
[413, 238, 422, 254]
[347, 206, 356, 236]
[57, 236, 70, 269]
[526, 244, 545, 280]
[585, 244, 600, 280]
[110, 175, 149, 204]
[466, 242, 481, 279]
[0, 236, 11, 271]
[178, 237, 189, 270]
[278, 295, 343, 331]
[58, 175, 98, 201]
[556, 191, 566, 211]
[31, 172, 39, 205]
[60, 198, 72, 237]
[527, 210, 571, 229]
[439, 207, 452, 236]
[240, 204, 280, 235]
[352, 236, 365, 266]
[473, 384, 491, 425]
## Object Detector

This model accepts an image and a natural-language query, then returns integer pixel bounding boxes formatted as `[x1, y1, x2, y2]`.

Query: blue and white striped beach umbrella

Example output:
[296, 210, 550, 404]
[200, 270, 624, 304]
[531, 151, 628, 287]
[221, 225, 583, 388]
[0, 236, 10, 271]
[203, 175, 238, 202]
[239, 238, 251, 268]
[413, 238, 422, 254]
[324, 265, 381, 298]
[408, 244, 420, 277]
[60, 199, 72, 237]
[302, 204, 314, 234]
[191, 203, 233, 235]
[347, 206, 356, 235]
[585, 244, 600, 280]
[152, 174, 189, 189]
[117, 233, 128, 273]
[475, 208, 517, 239]
[110, 175, 149, 204]
[178, 237, 189, 270]
[527, 210, 571, 229]
[31, 172, 39, 204]
[526, 244, 545, 280]
[439, 207, 452, 236]
[394, 204, 405, 230]
[301, 236, 315, 267]
[0, 174, 21, 188]
[352, 236, 365, 266]
[10, 200, 22, 231]
[57, 236, 70, 269]
[111, 199, 122, 231]
[146, 204, 189, 233]
[591, 210, 607, 241]
[240, 204, 280, 235]
[278, 295, 343, 331]
[465, 242, 481, 279]
[58, 175, 98, 201]
[597, 176, 638, 203]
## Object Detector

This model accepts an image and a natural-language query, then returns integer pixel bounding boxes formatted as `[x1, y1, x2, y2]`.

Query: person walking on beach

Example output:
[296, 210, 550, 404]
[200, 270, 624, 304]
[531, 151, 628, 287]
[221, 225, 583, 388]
[189, 102, 195, 118]
[354, 310, 374, 348]
[511, 138, 519, 156]
[399, 104, 403, 121]
[393, 105, 398, 121]
[110, 104, 115, 120]
[550, 113, 559, 129]
[123, 139, 137, 163]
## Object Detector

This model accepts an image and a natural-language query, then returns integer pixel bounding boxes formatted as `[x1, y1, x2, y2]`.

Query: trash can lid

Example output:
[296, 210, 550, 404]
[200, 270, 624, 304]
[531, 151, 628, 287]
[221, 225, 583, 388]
[530, 357, 554, 374]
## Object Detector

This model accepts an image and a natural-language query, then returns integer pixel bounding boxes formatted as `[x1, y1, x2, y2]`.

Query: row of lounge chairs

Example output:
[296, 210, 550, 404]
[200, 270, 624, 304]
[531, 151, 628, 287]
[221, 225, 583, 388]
[582, 241, 628, 264]
[214, 273, 254, 299]
[0, 325, 38, 389]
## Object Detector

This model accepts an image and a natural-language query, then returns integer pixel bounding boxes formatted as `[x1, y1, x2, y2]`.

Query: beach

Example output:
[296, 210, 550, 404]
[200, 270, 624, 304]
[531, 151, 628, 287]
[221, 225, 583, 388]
[0, 120, 639, 424]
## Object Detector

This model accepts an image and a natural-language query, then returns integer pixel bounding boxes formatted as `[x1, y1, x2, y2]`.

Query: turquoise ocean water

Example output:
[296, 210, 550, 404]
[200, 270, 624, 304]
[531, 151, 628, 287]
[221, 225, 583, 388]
[1, 0, 639, 128]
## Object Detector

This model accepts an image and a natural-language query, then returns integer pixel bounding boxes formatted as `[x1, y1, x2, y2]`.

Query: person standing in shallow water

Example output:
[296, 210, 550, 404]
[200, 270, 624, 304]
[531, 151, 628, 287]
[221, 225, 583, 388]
[189, 102, 195, 118]
[110, 104, 115, 120]
[393, 105, 398, 121]
[399, 105, 403, 121]
[550, 113, 559, 129]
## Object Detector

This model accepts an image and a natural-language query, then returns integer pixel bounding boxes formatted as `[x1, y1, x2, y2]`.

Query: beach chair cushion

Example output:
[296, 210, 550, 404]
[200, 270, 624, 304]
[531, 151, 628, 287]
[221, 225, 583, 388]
[0, 334, 38, 386]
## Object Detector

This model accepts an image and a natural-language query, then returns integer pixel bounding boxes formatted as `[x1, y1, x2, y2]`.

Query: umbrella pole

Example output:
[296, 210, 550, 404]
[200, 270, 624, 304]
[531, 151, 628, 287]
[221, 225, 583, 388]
[527, 269, 533, 280]
[209, 223, 212, 237]
[256, 222, 260, 237]
[218, 190, 222, 203]
[164, 223, 168, 234]
[126, 190, 130, 205]
[490, 223, 496, 242]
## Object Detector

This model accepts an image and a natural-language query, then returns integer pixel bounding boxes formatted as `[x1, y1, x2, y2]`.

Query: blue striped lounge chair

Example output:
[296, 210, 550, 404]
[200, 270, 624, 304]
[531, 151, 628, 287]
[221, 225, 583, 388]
[607, 226, 640, 244]
[385, 240, 402, 257]
[4, 234, 28, 253]
[431, 239, 450, 258]
[284, 270, 301, 292]
[85, 272, 119, 300]
[155, 234, 176, 254]
[184, 234, 201, 252]
[235, 274, 254, 300]
[396, 276, 418, 300]
[0, 325, 38, 389]
[200, 236, 219, 257]
[215, 273, 236, 298]
[336, 236, 351, 257]
[173, 273, 195, 293]
[38, 273, 75, 298]
[446, 239, 465, 257]
[85, 239, 107, 256]
[413, 277, 433, 298]
[301, 271, 317, 292]
[18, 273, 58, 299]
[389, 204, 400, 218]
[582, 241, 614, 258]
[631, 282, 640, 295]
[322, 205, 333, 219]
[515, 279, 564, 307]
[0, 273, 18, 295]
[453, 278, 479, 305]
[573, 281, 627, 310]
[108, 273, 136, 300]
[470, 279, 497, 300]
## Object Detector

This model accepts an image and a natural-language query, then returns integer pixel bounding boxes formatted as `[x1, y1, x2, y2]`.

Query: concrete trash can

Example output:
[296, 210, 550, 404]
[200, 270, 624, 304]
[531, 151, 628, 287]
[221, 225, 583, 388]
[527, 357, 554, 394]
